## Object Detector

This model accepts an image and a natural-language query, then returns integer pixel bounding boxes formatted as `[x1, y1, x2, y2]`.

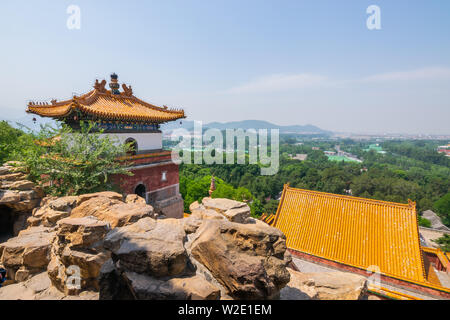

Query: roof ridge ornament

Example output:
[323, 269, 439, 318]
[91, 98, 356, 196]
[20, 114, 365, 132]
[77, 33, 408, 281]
[109, 73, 120, 95]
[94, 79, 107, 93]
[122, 83, 133, 97]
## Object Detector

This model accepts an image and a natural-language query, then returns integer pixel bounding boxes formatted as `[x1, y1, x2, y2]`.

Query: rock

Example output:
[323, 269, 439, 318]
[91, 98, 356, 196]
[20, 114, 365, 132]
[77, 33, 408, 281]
[104, 218, 187, 277]
[0, 167, 9, 175]
[9, 180, 35, 191]
[202, 198, 247, 212]
[422, 210, 450, 231]
[99, 265, 220, 300]
[280, 269, 368, 300]
[0, 226, 55, 284]
[200, 198, 251, 223]
[181, 216, 203, 234]
[48, 196, 78, 212]
[190, 208, 227, 221]
[29, 192, 154, 229]
[189, 201, 201, 212]
[0, 272, 98, 300]
[12, 211, 31, 236]
[0, 164, 43, 239]
[71, 194, 154, 228]
[0, 272, 50, 300]
[47, 216, 111, 295]
[124, 272, 220, 300]
[0, 190, 21, 204]
[28, 196, 79, 227]
[76, 191, 123, 206]
[19, 190, 38, 201]
[125, 194, 147, 205]
[189, 219, 291, 299]
[221, 206, 251, 223]
[99, 216, 224, 300]
[0, 172, 28, 182]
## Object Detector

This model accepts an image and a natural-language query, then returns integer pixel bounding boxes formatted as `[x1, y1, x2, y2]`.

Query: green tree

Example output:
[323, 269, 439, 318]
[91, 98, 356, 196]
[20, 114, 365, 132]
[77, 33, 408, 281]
[418, 216, 431, 228]
[250, 199, 264, 218]
[20, 121, 132, 196]
[433, 234, 450, 253]
[434, 193, 450, 227]
[264, 200, 280, 215]
[0, 121, 27, 163]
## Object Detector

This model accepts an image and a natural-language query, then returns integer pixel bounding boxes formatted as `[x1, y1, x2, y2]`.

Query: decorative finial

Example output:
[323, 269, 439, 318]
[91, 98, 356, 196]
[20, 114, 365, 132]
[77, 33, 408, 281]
[109, 73, 120, 95]
[209, 175, 216, 197]
[94, 79, 107, 93]
[122, 83, 133, 96]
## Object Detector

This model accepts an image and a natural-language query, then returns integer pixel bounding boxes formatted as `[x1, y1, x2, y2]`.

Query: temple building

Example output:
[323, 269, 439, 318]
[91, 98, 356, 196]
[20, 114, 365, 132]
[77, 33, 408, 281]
[270, 185, 450, 299]
[26, 74, 186, 218]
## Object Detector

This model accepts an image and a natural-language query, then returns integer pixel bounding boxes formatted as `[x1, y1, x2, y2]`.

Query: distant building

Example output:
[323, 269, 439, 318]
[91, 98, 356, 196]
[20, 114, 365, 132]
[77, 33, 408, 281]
[437, 144, 450, 157]
[364, 143, 387, 154]
[290, 154, 308, 161]
[312, 147, 320, 151]
[271, 185, 450, 299]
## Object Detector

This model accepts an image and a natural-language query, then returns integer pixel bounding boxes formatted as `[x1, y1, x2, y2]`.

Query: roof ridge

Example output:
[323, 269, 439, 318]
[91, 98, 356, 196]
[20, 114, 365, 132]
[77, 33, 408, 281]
[285, 186, 415, 209]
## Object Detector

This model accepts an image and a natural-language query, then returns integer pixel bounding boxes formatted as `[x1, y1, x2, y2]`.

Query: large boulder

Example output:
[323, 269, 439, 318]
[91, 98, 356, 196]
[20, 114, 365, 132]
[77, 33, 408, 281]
[28, 192, 154, 229]
[70, 193, 154, 228]
[188, 219, 291, 299]
[0, 226, 55, 284]
[280, 269, 368, 300]
[99, 262, 220, 300]
[103, 218, 188, 277]
[47, 216, 111, 295]
[100, 217, 221, 300]
[201, 198, 251, 223]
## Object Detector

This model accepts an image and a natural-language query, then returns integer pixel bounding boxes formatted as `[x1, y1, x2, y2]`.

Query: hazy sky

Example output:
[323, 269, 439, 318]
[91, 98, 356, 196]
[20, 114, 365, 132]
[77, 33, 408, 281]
[1, 0, 449, 134]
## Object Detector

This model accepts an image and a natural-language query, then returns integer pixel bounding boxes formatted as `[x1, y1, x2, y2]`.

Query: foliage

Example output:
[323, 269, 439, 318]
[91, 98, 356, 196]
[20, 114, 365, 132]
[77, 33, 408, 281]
[8, 121, 132, 196]
[434, 193, 450, 227]
[179, 174, 254, 213]
[0, 121, 28, 164]
[433, 234, 450, 253]
[418, 216, 431, 228]
[178, 137, 450, 227]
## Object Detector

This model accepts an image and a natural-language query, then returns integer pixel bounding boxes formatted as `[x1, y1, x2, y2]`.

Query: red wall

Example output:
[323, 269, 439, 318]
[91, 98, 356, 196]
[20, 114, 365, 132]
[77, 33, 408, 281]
[116, 162, 179, 195]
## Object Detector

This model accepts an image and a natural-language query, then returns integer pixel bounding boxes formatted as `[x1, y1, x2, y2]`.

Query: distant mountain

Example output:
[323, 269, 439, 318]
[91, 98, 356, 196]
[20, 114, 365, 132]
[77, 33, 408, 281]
[161, 120, 330, 135]
[2, 115, 329, 135]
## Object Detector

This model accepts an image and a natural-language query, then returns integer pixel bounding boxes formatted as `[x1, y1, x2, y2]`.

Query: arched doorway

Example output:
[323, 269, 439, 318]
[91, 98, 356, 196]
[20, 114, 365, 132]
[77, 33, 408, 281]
[125, 138, 138, 156]
[135, 184, 146, 200]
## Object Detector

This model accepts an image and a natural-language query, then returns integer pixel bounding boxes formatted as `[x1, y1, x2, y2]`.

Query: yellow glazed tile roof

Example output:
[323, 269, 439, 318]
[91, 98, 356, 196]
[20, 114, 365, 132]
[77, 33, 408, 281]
[27, 80, 185, 123]
[273, 185, 427, 284]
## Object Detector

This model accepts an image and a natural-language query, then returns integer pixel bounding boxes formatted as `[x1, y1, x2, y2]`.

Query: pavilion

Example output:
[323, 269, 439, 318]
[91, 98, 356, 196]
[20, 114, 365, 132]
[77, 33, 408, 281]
[26, 74, 186, 218]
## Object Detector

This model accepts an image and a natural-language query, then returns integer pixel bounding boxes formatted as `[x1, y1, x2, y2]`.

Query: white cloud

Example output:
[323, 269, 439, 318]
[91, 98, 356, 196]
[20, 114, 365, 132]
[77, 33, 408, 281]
[224, 67, 450, 95]
[361, 67, 450, 82]
[226, 73, 328, 94]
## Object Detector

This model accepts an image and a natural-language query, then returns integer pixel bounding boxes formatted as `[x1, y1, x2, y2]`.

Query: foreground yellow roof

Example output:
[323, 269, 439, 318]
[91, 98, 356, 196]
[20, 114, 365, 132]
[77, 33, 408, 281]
[27, 78, 185, 123]
[273, 185, 426, 284]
